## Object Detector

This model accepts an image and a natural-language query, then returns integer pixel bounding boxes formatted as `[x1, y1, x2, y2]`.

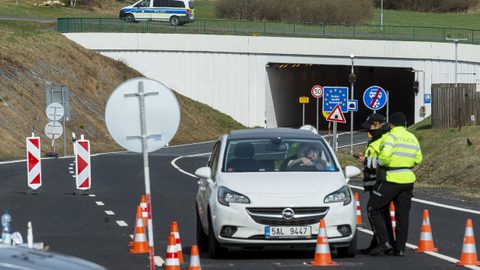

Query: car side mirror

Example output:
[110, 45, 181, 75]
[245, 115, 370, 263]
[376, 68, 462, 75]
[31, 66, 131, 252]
[344, 166, 361, 183]
[195, 166, 212, 179]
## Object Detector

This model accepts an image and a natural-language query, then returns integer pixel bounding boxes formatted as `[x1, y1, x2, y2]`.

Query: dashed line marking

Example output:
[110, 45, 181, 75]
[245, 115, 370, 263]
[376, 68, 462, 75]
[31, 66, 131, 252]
[95, 201, 105, 206]
[116, 220, 128, 226]
[72, 175, 76, 178]
[105, 210, 115, 215]
[89, 194, 96, 197]
[69, 171, 74, 174]
[69, 167, 74, 170]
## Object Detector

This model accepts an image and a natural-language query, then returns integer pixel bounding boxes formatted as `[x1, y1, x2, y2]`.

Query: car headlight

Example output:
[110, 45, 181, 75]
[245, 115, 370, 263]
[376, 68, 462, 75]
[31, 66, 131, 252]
[218, 186, 250, 206]
[324, 185, 351, 206]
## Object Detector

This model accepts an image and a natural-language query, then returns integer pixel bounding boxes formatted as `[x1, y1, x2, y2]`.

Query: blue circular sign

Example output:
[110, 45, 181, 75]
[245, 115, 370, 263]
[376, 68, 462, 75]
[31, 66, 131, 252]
[363, 86, 387, 110]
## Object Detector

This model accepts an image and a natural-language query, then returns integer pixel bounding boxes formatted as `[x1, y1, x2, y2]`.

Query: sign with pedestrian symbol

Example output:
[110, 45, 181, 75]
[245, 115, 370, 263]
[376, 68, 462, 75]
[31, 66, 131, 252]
[424, 94, 431, 104]
[363, 86, 387, 110]
[323, 87, 348, 113]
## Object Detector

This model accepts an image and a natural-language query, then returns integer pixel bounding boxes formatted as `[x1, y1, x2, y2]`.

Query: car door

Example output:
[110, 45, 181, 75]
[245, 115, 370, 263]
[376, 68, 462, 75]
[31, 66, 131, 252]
[133, 0, 152, 20]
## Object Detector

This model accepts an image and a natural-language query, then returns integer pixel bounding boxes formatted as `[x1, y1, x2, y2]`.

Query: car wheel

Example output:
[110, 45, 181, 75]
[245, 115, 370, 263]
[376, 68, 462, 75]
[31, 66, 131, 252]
[169, 16, 180, 26]
[125, 14, 135, 23]
[196, 207, 208, 252]
[208, 214, 228, 258]
[336, 231, 357, 258]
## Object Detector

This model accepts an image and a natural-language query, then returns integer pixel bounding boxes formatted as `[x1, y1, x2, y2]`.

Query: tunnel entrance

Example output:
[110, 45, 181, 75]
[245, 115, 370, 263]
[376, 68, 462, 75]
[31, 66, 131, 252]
[266, 63, 415, 131]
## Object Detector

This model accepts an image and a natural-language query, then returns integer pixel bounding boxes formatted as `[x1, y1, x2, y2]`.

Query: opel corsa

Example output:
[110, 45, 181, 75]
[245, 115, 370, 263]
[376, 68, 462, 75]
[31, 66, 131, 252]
[195, 128, 361, 258]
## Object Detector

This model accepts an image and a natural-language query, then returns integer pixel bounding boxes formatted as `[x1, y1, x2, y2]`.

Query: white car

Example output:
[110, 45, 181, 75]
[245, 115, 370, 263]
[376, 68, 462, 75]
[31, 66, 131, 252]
[195, 128, 361, 258]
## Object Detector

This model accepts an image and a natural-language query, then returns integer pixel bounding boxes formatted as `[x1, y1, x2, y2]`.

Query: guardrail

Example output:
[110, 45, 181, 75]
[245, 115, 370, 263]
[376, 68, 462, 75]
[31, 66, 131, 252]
[57, 17, 480, 45]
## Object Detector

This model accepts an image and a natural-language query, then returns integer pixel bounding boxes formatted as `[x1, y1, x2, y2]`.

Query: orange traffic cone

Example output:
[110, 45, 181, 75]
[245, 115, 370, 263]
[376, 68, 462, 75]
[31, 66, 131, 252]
[456, 219, 480, 265]
[354, 193, 365, 228]
[415, 209, 437, 252]
[171, 221, 184, 264]
[188, 245, 202, 270]
[165, 233, 181, 270]
[140, 195, 148, 227]
[130, 206, 149, 253]
[390, 202, 396, 237]
[311, 219, 338, 266]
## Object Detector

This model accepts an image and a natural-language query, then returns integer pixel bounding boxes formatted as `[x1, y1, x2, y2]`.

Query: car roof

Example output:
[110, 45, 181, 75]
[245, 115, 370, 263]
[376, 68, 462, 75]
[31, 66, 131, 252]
[228, 128, 323, 140]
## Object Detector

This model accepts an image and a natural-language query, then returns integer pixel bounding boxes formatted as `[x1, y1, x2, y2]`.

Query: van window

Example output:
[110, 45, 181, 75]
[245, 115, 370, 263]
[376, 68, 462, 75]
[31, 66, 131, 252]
[153, 0, 168, 7]
[135, 0, 150, 7]
[169, 0, 185, 8]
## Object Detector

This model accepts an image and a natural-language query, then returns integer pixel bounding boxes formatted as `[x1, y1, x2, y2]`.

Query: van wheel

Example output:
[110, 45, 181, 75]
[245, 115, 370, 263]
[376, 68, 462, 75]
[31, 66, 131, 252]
[169, 16, 182, 26]
[125, 14, 135, 23]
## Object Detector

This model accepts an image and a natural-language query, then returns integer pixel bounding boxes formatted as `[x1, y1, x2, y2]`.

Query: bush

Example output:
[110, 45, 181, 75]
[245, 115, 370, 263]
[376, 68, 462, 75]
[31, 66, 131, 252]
[373, 0, 479, 13]
[215, 0, 374, 24]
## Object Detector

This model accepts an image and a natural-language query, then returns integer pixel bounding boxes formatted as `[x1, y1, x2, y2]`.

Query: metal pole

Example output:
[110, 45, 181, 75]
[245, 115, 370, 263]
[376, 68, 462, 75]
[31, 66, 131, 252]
[381, 0, 383, 32]
[138, 81, 156, 270]
[333, 122, 337, 153]
[316, 98, 319, 131]
[446, 37, 468, 88]
[302, 100, 305, 126]
[62, 86, 66, 157]
[350, 55, 354, 155]
[386, 91, 389, 123]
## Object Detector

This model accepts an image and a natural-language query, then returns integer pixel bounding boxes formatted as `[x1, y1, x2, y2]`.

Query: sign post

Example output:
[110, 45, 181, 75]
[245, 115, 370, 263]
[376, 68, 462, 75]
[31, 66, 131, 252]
[311, 85, 323, 131]
[26, 133, 44, 195]
[105, 78, 181, 270]
[75, 135, 91, 194]
[299, 96, 309, 126]
[45, 102, 64, 157]
[363, 86, 387, 112]
[323, 86, 348, 149]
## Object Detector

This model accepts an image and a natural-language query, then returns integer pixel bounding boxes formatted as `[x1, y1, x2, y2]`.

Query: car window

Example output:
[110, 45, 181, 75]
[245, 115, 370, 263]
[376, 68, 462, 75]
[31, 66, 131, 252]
[169, 0, 185, 8]
[135, 0, 150, 7]
[222, 138, 337, 172]
[209, 141, 221, 180]
[153, 0, 168, 7]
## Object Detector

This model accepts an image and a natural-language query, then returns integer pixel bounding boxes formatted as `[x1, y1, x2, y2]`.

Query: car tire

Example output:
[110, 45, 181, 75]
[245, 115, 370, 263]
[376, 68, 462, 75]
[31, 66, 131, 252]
[169, 16, 180, 26]
[336, 231, 357, 258]
[196, 207, 208, 253]
[125, 14, 135, 23]
[208, 214, 228, 259]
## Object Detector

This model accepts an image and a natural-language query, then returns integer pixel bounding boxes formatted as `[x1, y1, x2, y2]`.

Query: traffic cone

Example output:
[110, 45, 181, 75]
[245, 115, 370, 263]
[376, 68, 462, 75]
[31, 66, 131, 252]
[130, 206, 149, 253]
[140, 195, 148, 227]
[165, 233, 181, 270]
[415, 209, 437, 252]
[390, 202, 396, 237]
[456, 219, 480, 265]
[354, 193, 365, 228]
[189, 245, 202, 270]
[311, 219, 338, 266]
[170, 221, 184, 264]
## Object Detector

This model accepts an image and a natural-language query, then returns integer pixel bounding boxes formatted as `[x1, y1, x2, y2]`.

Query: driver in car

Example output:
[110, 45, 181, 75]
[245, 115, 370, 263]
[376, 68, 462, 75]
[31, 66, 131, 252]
[287, 143, 329, 170]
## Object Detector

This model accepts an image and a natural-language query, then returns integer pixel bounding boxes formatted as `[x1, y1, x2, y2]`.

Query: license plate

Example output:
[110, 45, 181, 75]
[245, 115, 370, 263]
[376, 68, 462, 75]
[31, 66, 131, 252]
[265, 226, 311, 239]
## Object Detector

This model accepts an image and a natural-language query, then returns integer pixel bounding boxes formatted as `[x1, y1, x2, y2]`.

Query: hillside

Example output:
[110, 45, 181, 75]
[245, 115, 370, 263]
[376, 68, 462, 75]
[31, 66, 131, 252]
[0, 19, 244, 159]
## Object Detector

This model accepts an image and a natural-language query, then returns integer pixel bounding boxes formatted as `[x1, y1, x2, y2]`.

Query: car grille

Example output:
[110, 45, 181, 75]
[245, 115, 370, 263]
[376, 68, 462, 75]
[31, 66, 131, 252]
[246, 207, 329, 226]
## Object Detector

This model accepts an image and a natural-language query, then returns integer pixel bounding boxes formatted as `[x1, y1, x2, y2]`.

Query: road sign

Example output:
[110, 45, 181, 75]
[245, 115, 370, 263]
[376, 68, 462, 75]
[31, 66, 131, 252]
[348, 100, 358, 111]
[299, 97, 309, 103]
[323, 87, 348, 113]
[26, 134, 42, 190]
[363, 86, 387, 110]
[76, 137, 91, 190]
[424, 94, 431, 104]
[45, 121, 63, 139]
[46, 86, 70, 121]
[311, 85, 323, 98]
[326, 104, 346, 123]
[46, 102, 64, 121]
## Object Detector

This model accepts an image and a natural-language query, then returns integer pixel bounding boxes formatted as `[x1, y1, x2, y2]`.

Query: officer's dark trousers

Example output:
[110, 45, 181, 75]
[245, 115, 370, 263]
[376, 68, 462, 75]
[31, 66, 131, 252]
[367, 181, 414, 252]
[366, 192, 395, 248]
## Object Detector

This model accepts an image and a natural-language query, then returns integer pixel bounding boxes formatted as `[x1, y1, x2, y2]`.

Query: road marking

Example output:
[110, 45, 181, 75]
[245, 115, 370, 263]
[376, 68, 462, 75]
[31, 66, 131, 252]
[154, 256, 165, 267]
[69, 171, 74, 174]
[350, 184, 480, 215]
[69, 167, 73, 170]
[357, 227, 480, 269]
[95, 201, 104, 206]
[89, 194, 96, 197]
[171, 153, 210, 178]
[72, 175, 76, 178]
[105, 210, 115, 215]
[116, 220, 128, 226]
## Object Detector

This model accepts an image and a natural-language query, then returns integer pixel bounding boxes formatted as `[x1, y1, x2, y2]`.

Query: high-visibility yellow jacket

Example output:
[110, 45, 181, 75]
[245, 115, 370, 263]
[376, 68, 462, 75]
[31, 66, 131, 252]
[363, 133, 387, 189]
[378, 126, 422, 184]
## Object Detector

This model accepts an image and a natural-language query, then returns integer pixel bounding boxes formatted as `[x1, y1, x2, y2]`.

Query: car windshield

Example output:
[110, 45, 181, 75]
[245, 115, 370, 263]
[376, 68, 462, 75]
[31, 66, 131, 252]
[222, 138, 337, 172]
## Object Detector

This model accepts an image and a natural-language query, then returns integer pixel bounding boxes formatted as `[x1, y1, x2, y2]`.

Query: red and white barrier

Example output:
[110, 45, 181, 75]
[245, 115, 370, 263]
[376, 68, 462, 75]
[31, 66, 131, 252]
[26, 133, 42, 190]
[75, 135, 91, 190]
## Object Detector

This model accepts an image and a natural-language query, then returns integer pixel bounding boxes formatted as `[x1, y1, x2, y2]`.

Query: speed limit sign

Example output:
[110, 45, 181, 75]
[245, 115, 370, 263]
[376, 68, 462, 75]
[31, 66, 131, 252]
[311, 85, 323, 98]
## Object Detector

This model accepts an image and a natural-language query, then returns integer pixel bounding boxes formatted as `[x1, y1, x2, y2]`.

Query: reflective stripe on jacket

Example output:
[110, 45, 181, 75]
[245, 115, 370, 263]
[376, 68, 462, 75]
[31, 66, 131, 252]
[363, 134, 385, 188]
[378, 126, 422, 184]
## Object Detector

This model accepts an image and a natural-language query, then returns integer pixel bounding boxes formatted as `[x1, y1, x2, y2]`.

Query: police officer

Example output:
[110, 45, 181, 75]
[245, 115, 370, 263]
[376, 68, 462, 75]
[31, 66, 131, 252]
[368, 111, 423, 256]
[356, 113, 394, 254]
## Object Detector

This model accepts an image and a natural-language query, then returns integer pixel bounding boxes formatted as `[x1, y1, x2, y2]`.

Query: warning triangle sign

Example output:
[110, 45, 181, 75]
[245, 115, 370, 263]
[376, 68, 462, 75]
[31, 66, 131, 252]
[326, 104, 346, 123]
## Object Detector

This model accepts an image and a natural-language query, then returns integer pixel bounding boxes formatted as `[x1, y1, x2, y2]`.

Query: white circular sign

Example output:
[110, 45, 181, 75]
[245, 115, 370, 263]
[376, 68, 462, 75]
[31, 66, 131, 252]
[45, 121, 63, 139]
[311, 85, 323, 98]
[105, 78, 181, 153]
[46, 102, 64, 121]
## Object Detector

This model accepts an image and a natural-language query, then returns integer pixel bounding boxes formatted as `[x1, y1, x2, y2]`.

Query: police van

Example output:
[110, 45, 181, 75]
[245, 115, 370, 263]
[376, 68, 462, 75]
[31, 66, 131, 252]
[119, 0, 194, 26]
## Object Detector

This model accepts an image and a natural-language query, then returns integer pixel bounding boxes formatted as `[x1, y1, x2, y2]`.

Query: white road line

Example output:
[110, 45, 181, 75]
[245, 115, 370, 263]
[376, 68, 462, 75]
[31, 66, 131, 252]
[349, 184, 480, 215]
[95, 201, 104, 206]
[171, 153, 210, 179]
[105, 210, 115, 215]
[154, 256, 165, 267]
[116, 220, 128, 226]
[69, 171, 74, 174]
[72, 175, 76, 178]
[357, 227, 480, 269]
[69, 167, 73, 170]
[89, 194, 96, 197]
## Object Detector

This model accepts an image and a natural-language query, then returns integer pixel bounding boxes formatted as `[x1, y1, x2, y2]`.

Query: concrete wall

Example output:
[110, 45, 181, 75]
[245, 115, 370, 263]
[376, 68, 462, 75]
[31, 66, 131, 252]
[64, 32, 480, 127]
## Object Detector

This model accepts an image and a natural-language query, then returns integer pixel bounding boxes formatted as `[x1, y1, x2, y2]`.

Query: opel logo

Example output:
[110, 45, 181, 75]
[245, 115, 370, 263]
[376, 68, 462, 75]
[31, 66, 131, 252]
[282, 208, 294, 220]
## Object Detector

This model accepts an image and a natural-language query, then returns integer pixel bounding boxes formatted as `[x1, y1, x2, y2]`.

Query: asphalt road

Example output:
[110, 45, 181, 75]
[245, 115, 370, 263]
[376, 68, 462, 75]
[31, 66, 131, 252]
[1, 132, 480, 270]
